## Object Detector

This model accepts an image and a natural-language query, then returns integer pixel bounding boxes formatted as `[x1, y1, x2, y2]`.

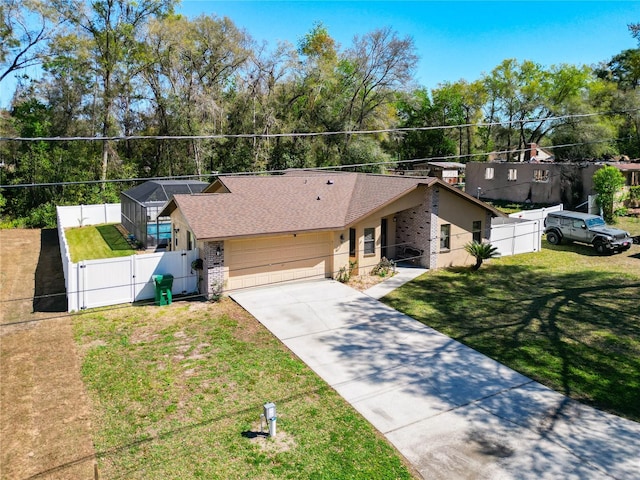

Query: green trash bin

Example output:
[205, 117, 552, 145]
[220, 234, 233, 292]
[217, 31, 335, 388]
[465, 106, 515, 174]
[153, 274, 174, 306]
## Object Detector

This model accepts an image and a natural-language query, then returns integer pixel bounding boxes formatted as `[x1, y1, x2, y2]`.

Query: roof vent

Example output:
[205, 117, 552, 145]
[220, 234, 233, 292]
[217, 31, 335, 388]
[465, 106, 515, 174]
[317, 196, 321, 200]
[326, 180, 333, 185]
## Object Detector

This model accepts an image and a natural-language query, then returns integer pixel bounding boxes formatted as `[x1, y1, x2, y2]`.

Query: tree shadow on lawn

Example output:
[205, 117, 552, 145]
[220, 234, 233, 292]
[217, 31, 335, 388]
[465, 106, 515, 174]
[309, 267, 640, 477]
[96, 224, 134, 251]
[318, 274, 640, 478]
[380, 264, 640, 421]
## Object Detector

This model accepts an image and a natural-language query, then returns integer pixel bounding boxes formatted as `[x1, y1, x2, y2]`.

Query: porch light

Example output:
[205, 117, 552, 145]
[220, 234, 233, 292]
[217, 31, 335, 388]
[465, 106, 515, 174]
[216, 246, 221, 256]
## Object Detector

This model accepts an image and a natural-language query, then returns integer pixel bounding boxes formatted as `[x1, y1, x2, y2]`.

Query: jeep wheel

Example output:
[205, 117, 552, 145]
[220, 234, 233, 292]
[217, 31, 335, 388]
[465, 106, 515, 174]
[594, 241, 608, 255]
[546, 231, 561, 245]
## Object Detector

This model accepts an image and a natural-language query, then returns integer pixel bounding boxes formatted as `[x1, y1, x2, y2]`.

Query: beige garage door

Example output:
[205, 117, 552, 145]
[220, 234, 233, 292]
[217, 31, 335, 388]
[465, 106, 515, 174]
[226, 233, 332, 291]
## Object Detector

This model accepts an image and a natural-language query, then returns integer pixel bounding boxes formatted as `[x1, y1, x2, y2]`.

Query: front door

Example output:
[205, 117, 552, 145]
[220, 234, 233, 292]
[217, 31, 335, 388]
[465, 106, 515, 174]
[381, 218, 388, 259]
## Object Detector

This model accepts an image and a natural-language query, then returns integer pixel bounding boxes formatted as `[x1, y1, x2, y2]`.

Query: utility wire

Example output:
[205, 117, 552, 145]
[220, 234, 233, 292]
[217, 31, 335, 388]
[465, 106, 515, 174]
[0, 136, 631, 189]
[0, 228, 553, 310]
[1, 110, 637, 143]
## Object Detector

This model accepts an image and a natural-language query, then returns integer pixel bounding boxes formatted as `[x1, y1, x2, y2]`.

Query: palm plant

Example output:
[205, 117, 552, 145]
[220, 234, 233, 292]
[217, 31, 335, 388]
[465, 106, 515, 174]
[464, 241, 499, 270]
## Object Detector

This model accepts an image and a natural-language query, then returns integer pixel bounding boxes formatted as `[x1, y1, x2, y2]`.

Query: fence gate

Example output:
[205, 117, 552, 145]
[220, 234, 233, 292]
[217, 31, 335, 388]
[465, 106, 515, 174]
[68, 250, 199, 311]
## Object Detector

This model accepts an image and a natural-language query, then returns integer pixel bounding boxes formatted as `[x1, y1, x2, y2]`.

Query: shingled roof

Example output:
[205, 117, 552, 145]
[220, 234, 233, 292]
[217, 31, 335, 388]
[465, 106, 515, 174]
[160, 171, 497, 240]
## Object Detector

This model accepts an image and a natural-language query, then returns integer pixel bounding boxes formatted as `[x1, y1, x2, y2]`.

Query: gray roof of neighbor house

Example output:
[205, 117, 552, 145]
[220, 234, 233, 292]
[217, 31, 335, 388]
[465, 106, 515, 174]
[121, 180, 209, 205]
[160, 170, 502, 240]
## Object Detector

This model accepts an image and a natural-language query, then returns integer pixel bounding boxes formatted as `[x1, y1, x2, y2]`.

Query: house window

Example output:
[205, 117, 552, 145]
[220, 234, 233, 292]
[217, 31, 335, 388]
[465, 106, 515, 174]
[472, 220, 482, 243]
[533, 169, 549, 182]
[364, 228, 375, 255]
[440, 224, 451, 251]
[349, 228, 356, 256]
[508, 169, 517, 181]
[485, 167, 495, 180]
[187, 231, 195, 250]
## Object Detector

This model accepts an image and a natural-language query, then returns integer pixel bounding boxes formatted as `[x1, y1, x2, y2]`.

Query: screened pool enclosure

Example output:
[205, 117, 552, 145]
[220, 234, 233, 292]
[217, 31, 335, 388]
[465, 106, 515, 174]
[120, 180, 208, 249]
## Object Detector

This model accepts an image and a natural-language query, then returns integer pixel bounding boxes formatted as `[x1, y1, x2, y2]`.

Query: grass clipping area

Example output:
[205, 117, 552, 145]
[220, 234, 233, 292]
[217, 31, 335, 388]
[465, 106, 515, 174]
[383, 231, 640, 423]
[74, 299, 414, 479]
[66, 223, 136, 262]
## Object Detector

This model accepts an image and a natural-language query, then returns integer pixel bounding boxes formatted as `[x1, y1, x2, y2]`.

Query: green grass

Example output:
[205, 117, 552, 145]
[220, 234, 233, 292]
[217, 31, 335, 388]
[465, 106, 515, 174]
[485, 199, 556, 214]
[66, 224, 136, 262]
[74, 300, 415, 479]
[382, 231, 640, 422]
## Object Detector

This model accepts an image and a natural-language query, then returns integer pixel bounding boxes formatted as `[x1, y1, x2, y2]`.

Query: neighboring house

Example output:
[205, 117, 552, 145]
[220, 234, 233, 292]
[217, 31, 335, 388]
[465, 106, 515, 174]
[408, 161, 466, 184]
[121, 180, 208, 248]
[466, 162, 601, 207]
[616, 163, 640, 187]
[159, 170, 503, 298]
[488, 143, 555, 163]
[518, 143, 555, 163]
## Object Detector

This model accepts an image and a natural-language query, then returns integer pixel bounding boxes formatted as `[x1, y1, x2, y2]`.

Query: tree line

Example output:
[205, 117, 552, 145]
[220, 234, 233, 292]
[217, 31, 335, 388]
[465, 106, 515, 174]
[1, 0, 639, 227]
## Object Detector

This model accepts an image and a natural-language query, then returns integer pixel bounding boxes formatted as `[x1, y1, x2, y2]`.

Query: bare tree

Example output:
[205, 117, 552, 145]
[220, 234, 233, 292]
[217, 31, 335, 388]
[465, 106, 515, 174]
[0, 0, 69, 84]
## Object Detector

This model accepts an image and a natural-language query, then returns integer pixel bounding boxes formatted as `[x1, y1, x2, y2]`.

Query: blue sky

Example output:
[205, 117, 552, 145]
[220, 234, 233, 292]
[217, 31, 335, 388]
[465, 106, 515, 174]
[179, 0, 640, 88]
[1, 1, 639, 107]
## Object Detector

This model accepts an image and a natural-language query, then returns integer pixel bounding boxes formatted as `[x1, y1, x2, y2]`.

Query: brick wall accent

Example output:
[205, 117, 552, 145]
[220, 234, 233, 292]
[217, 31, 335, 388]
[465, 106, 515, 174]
[204, 241, 224, 298]
[394, 188, 438, 269]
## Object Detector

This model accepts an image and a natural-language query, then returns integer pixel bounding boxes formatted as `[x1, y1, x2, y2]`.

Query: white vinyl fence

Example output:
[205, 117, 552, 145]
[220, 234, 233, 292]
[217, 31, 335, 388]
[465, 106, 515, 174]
[506, 204, 564, 222]
[57, 203, 121, 227]
[490, 204, 564, 257]
[57, 204, 199, 312]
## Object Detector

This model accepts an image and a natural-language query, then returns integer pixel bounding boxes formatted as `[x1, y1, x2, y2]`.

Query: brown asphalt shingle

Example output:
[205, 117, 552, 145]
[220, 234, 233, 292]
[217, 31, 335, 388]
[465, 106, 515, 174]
[167, 171, 441, 240]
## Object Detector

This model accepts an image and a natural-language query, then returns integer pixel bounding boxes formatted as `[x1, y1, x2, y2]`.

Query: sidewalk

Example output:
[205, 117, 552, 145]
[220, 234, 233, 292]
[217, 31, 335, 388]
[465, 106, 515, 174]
[363, 264, 428, 299]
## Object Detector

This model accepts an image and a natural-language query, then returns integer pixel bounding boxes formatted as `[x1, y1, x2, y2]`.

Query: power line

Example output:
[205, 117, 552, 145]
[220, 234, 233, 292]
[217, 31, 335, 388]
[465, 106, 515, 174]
[3, 213, 630, 327]
[0, 136, 631, 190]
[1, 110, 637, 143]
[0, 229, 555, 314]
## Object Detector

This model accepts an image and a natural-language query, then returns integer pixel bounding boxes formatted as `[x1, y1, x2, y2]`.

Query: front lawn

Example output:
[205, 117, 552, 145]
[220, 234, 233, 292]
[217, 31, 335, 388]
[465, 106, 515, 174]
[382, 234, 640, 422]
[66, 223, 136, 262]
[74, 300, 415, 479]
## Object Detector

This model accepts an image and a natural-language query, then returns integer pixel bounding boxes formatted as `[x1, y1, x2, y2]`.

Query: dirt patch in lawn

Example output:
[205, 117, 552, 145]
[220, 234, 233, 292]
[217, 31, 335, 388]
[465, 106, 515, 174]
[0, 229, 96, 480]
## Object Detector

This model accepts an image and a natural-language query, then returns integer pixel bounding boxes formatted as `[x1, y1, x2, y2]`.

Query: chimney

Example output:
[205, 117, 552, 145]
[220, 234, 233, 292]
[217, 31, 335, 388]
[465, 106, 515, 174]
[524, 143, 538, 162]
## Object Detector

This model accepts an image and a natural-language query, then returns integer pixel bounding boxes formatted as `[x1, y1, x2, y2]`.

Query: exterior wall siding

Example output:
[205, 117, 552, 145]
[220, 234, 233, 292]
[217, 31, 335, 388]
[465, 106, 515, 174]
[169, 209, 191, 252]
[436, 188, 489, 269]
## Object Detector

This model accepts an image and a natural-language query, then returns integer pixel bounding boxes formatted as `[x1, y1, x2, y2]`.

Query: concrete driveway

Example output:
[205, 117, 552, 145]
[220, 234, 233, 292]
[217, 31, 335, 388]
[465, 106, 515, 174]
[230, 279, 640, 480]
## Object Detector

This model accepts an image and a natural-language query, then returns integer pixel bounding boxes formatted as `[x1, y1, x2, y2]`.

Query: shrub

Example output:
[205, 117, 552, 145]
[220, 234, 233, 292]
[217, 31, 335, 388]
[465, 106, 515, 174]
[371, 257, 395, 277]
[464, 241, 499, 271]
[336, 260, 358, 283]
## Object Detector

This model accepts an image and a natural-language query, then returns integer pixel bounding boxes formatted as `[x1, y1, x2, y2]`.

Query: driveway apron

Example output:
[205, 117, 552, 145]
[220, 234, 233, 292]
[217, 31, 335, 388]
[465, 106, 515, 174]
[230, 279, 640, 480]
